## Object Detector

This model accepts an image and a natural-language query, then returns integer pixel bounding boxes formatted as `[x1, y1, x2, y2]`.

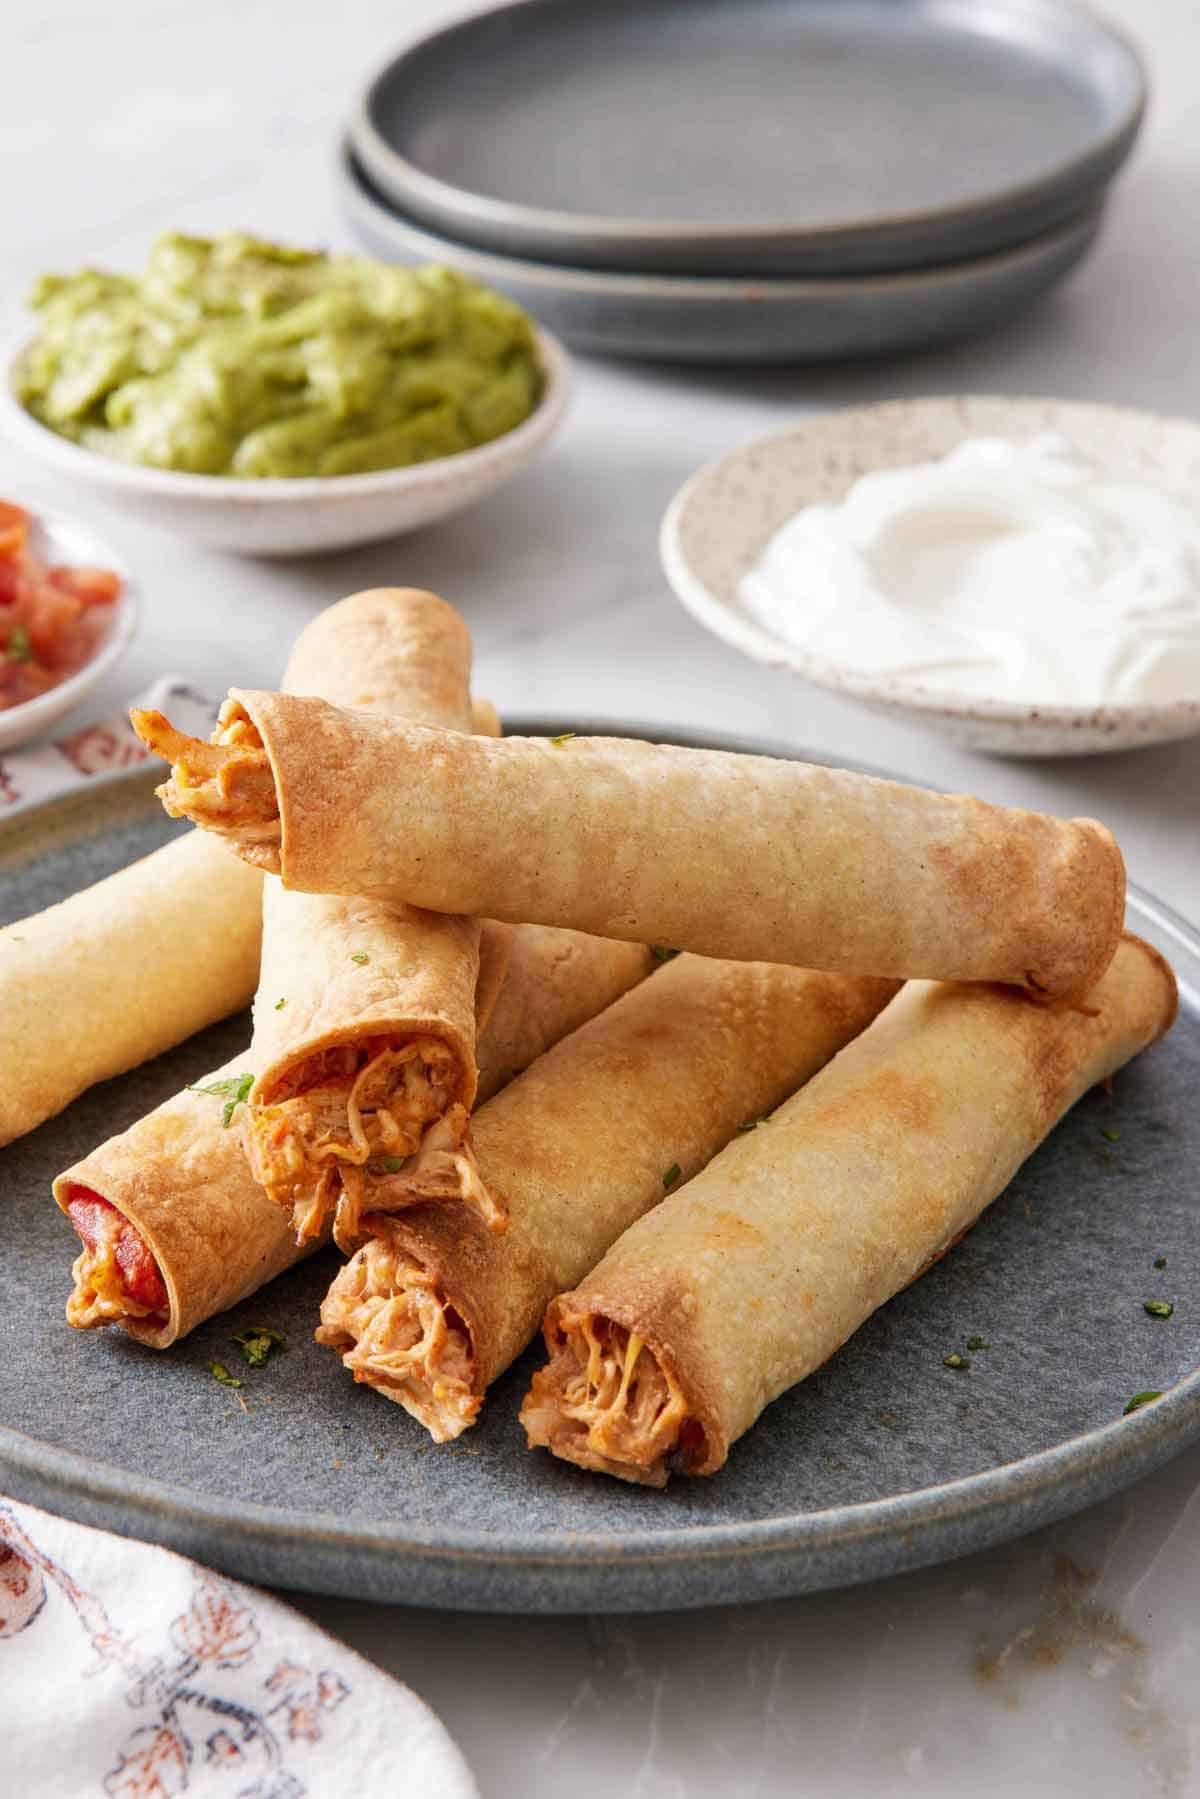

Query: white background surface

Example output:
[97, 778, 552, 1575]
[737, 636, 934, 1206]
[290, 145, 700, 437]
[4, 2, 1198, 1793]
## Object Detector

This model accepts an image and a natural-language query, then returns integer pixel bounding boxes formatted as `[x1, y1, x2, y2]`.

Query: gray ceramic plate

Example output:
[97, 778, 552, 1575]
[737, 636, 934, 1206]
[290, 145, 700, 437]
[2, 723, 1198, 1615]
[350, 0, 1145, 276]
[339, 150, 1104, 365]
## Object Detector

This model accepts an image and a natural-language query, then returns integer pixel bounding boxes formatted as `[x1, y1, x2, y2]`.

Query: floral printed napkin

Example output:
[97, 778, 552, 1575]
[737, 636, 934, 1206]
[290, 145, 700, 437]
[0, 1497, 478, 1798]
[0, 677, 217, 818]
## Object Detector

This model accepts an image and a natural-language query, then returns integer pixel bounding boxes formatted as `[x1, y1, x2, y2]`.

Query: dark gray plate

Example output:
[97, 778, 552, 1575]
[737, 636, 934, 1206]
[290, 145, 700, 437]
[339, 149, 1103, 366]
[350, 0, 1145, 276]
[2, 723, 1198, 1614]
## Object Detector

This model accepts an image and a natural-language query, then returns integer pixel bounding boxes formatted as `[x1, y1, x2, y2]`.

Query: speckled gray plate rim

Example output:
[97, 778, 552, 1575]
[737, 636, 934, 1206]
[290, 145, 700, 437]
[2, 722, 1197, 1614]
[349, 0, 1146, 276]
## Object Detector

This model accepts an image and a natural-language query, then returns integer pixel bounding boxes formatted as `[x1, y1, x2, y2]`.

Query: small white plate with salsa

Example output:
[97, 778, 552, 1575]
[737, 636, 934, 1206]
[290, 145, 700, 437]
[0, 501, 137, 751]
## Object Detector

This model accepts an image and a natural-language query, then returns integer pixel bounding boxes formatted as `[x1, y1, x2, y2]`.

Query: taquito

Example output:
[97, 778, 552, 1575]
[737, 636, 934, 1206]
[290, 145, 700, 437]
[316, 956, 899, 1442]
[234, 590, 495, 1248]
[0, 831, 261, 1149]
[56, 1054, 281, 1347]
[521, 934, 1177, 1487]
[55, 924, 645, 1346]
[133, 699, 1125, 997]
[475, 926, 654, 1105]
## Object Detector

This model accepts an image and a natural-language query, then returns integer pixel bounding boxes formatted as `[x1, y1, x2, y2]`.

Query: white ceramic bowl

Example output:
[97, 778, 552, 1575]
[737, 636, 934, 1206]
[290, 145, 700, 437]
[0, 506, 138, 751]
[0, 328, 571, 558]
[661, 395, 1200, 757]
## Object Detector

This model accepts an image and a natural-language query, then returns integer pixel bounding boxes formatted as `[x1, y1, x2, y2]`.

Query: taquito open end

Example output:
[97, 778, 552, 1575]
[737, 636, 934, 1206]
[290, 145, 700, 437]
[131, 700, 282, 871]
[315, 1222, 482, 1441]
[521, 1305, 708, 1488]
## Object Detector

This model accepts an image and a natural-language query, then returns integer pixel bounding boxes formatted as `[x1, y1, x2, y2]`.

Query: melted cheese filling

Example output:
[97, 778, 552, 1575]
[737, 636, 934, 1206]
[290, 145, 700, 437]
[315, 1229, 478, 1442]
[66, 1215, 162, 1331]
[521, 1313, 691, 1487]
[131, 699, 282, 870]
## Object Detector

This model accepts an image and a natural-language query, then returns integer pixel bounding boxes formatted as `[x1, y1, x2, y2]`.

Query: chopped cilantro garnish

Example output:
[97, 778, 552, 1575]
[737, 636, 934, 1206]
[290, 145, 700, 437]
[274, 997, 287, 1010]
[966, 1335, 989, 1352]
[1124, 1390, 1163, 1414]
[651, 945, 681, 964]
[379, 1156, 405, 1174]
[662, 1163, 682, 1190]
[1154, 1255, 1168, 1270]
[209, 1361, 244, 1390]
[943, 1353, 970, 1371]
[350, 951, 369, 965]
[190, 1072, 254, 1127]
[6, 625, 31, 664]
[1144, 1300, 1174, 1320]
[549, 731, 576, 746]
[1101, 1127, 1120, 1144]
[232, 1327, 285, 1368]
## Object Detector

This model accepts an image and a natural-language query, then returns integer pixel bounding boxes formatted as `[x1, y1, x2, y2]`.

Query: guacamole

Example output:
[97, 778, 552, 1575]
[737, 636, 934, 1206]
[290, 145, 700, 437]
[16, 233, 543, 478]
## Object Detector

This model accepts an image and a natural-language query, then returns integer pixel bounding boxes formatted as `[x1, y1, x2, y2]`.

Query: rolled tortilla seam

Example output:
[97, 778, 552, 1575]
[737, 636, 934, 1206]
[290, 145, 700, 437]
[55, 923, 653, 1347]
[0, 830, 262, 1150]
[235, 590, 497, 1250]
[134, 696, 1126, 998]
[520, 933, 1178, 1487]
[315, 955, 900, 1442]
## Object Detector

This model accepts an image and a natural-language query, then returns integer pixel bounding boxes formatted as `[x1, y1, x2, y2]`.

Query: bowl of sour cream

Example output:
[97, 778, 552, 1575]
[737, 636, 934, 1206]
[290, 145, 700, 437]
[660, 395, 1200, 756]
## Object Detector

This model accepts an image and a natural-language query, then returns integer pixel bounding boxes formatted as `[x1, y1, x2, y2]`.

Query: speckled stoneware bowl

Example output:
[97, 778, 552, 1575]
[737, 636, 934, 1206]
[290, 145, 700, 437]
[0, 328, 570, 557]
[661, 396, 1200, 757]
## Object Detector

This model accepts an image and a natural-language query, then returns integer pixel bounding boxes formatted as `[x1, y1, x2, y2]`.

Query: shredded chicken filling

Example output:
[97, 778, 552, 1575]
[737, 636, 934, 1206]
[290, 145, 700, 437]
[242, 1036, 490, 1246]
[521, 1313, 692, 1486]
[315, 1227, 478, 1442]
[130, 700, 282, 869]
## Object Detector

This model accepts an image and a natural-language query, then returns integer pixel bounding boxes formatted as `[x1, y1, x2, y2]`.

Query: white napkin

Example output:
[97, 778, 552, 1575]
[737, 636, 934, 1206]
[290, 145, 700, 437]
[0, 1496, 478, 1798]
[0, 677, 218, 818]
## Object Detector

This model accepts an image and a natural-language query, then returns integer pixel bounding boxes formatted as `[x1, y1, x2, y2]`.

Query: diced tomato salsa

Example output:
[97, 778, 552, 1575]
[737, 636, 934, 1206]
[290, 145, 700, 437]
[0, 502, 121, 710]
[66, 1187, 169, 1320]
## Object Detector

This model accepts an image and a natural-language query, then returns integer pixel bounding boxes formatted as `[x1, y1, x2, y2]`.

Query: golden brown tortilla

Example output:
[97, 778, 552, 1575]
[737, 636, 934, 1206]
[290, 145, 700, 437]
[521, 935, 1177, 1486]
[140, 696, 1126, 998]
[238, 590, 492, 1247]
[0, 831, 261, 1150]
[316, 955, 899, 1440]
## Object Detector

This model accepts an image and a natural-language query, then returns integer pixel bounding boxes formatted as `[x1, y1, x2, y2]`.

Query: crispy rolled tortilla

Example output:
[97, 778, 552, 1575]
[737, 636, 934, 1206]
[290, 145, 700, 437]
[133, 697, 1125, 997]
[234, 590, 497, 1249]
[55, 924, 646, 1345]
[521, 934, 1177, 1487]
[0, 831, 262, 1149]
[476, 926, 654, 1105]
[316, 955, 899, 1442]
[56, 1053, 282, 1348]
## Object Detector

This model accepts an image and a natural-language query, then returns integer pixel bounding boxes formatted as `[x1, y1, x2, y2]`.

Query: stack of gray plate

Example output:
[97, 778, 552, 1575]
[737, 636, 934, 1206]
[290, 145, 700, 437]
[341, 0, 1146, 364]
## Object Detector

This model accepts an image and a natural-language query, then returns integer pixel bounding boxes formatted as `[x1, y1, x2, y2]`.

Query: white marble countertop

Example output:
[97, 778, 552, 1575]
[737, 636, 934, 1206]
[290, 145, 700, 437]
[4, 1, 1198, 1792]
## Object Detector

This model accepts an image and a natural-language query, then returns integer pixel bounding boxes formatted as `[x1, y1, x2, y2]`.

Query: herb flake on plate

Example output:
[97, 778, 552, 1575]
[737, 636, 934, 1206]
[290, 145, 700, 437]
[1144, 1300, 1175, 1320]
[209, 1361, 244, 1390]
[233, 1327, 285, 1368]
[1124, 1390, 1164, 1415]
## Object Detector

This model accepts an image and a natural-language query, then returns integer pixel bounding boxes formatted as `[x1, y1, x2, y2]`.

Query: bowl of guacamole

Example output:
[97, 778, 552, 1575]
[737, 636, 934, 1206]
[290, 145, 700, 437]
[3, 233, 569, 554]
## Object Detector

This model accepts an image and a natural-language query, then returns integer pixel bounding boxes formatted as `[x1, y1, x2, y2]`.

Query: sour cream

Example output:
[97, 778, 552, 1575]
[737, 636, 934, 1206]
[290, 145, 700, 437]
[738, 435, 1200, 706]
